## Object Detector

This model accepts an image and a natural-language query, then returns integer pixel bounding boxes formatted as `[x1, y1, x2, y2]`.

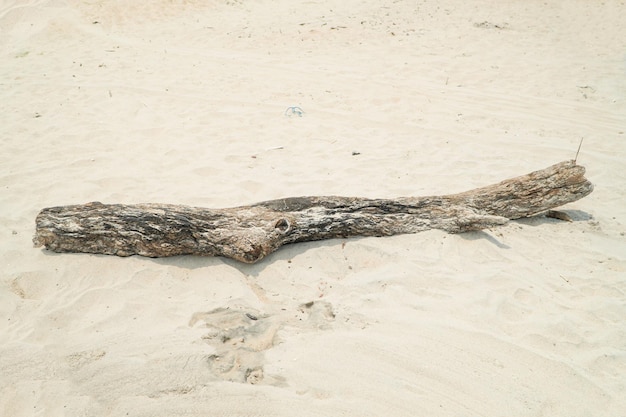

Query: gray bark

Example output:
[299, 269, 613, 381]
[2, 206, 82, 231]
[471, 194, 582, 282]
[33, 160, 593, 263]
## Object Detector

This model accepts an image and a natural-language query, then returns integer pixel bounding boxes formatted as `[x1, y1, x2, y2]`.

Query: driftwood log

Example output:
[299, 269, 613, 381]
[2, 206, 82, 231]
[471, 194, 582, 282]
[34, 160, 592, 263]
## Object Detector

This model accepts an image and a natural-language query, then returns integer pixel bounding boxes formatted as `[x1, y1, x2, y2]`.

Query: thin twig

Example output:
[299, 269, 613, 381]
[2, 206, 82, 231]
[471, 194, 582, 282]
[574, 137, 584, 164]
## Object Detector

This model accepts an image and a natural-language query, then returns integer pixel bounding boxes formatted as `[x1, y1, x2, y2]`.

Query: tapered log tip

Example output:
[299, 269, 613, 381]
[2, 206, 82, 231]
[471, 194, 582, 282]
[527, 160, 593, 196]
[564, 159, 594, 194]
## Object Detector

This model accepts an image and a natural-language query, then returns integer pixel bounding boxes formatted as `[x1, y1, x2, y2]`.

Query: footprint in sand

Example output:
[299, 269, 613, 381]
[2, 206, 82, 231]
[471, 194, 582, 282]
[189, 301, 335, 385]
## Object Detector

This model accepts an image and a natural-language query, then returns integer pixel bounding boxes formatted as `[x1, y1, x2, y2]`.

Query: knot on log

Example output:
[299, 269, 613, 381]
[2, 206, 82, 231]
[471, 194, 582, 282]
[274, 218, 291, 234]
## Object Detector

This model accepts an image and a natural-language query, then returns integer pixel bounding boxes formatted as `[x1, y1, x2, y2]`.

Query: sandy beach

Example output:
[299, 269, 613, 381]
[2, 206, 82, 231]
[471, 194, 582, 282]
[1, 0, 626, 415]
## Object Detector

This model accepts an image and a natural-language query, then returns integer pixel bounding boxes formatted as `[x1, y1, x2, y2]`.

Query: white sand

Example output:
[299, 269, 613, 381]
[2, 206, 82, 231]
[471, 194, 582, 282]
[2, 0, 626, 415]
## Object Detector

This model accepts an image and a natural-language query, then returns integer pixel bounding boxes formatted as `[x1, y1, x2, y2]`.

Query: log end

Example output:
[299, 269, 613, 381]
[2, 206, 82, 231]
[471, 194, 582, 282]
[32, 232, 45, 248]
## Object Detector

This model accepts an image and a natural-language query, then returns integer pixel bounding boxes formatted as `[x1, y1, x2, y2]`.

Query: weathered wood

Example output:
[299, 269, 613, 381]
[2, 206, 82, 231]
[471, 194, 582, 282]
[33, 160, 593, 263]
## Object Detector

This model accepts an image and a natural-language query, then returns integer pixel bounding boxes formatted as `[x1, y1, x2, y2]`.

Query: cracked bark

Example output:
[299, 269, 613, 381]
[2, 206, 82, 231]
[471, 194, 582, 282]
[33, 160, 593, 263]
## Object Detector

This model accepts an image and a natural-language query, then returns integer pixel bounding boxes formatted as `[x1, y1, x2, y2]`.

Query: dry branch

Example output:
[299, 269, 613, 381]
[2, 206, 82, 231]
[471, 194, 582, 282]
[33, 160, 593, 263]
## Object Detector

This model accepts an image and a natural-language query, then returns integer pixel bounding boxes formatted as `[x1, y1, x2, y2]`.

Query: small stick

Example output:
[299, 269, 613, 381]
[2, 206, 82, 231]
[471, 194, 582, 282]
[574, 137, 584, 164]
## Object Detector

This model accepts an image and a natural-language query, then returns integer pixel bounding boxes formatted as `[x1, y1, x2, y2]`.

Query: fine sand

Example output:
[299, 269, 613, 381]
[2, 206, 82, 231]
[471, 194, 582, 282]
[2, 1, 626, 416]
